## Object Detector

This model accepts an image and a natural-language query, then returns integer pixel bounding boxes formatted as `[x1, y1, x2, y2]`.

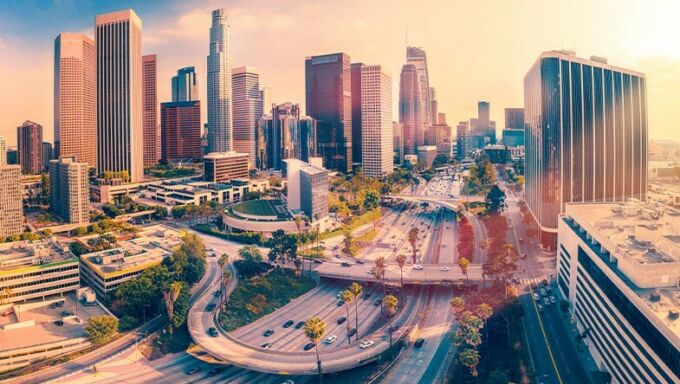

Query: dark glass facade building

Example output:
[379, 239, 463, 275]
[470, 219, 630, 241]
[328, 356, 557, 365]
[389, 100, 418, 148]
[256, 103, 317, 170]
[305, 53, 352, 173]
[524, 51, 647, 249]
[161, 100, 202, 161]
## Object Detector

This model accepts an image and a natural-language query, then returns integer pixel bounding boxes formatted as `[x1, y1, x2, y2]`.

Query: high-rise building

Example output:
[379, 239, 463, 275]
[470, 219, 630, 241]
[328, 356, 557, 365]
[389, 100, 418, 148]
[393, 122, 403, 165]
[54, 33, 96, 167]
[95, 9, 143, 182]
[257, 103, 317, 170]
[456, 121, 470, 160]
[360, 65, 393, 178]
[470, 101, 497, 148]
[42, 142, 54, 171]
[524, 51, 648, 249]
[161, 100, 202, 161]
[203, 152, 249, 183]
[430, 87, 438, 127]
[399, 64, 423, 155]
[171, 66, 199, 102]
[17, 121, 43, 174]
[284, 158, 329, 221]
[142, 54, 159, 167]
[351, 62, 364, 165]
[504, 107, 525, 129]
[0, 137, 6, 166]
[232, 66, 260, 168]
[49, 157, 89, 224]
[305, 52, 352, 173]
[430, 120, 452, 157]
[6, 149, 18, 165]
[207, 9, 233, 153]
[557, 202, 680, 384]
[407, 47, 432, 128]
[0, 165, 23, 238]
[259, 88, 272, 116]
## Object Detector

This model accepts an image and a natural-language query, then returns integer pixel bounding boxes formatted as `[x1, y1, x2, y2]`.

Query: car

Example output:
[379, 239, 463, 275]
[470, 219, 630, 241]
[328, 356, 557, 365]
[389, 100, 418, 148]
[533, 293, 540, 301]
[348, 328, 357, 337]
[295, 321, 305, 329]
[54, 320, 64, 326]
[359, 340, 375, 349]
[540, 288, 547, 296]
[325, 335, 337, 344]
[206, 303, 216, 311]
[543, 298, 551, 306]
[60, 310, 73, 317]
[337, 300, 345, 307]
[341, 262, 351, 267]
[283, 320, 294, 328]
[208, 327, 219, 337]
[49, 302, 58, 309]
[356, 260, 365, 264]
[550, 296, 557, 304]
[56, 301, 64, 307]
[303, 343, 316, 351]
[413, 264, 423, 270]
[537, 304, 544, 312]
[263, 329, 275, 337]
[213, 290, 221, 297]
[415, 338, 425, 347]
[281, 380, 295, 384]
[546, 286, 553, 293]
[313, 259, 323, 264]
[337, 316, 346, 325]
[261, 342, 272, 349]
[207, 367, 225, 376]
[336, 292, 342, 298]
[373, 299, 381, 306]
[440, 266, 450, 271]
[362, 292, 371, 300]
[185, 367, 201, 375]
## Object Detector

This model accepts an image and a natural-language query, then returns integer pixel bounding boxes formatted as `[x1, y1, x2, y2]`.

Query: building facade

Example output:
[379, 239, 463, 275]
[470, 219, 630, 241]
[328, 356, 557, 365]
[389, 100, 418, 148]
[558, 202, 680, 384]
[232, 66, 260, 167]
[417, 145, 437, 168]
[505, 107, 525, 129]
[142, 54, 159, 167]
[393, 122, 403, 165]
[524, 51, 648, 248]
[95, 9, 144, 182]
[17, 121, 43, 174]
[305, 53, 352, 173]
[203, 152, 249, 183]
[161, 101, 202, 161]
[284, 159, 329, 220]
[207, 9, 233, 153]
[0, 165, 23, 238]
[502, 128, 525, 147]
[351, 62, 364, 165]
[456, 121, 471, 161]
[49, 157, 89, 224]
[41, 142, 54, 171]
[54, 33, 96, 167]
[0, 137, 6, 166]
[258, 103, 317, 170]
[407, 47, 432, 128]
[399, 64, 423, 155]
[171, 66, 199, 102]
[360, 65, 393, 178]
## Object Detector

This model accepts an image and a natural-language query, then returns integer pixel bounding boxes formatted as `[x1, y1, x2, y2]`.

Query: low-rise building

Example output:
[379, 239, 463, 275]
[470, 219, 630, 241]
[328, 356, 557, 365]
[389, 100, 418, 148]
[558, 201, 680, 383]
[0, 240, 79, 304]
[203, 152, 249, 183]
[140, 178, 269, 207]
[417, 145, 437, 168]
[79, 225, 182, 297]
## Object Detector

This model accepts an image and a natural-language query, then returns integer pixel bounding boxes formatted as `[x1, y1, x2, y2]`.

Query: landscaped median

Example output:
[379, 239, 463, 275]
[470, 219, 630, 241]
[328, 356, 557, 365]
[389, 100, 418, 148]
[321, 209, 381, 240]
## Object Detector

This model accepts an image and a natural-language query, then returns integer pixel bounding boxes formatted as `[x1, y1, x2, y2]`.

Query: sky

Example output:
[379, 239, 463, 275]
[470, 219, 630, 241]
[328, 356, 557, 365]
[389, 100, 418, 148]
[1, 0, 680, 146]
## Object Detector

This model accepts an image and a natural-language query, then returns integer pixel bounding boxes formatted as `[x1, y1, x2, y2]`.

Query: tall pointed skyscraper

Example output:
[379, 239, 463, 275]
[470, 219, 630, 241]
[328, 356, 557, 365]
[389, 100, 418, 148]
[207, 9, 233, 153]
[95, 9, 143, 182]
[399, 64, 423, 155]
[407, 47, 432, 128]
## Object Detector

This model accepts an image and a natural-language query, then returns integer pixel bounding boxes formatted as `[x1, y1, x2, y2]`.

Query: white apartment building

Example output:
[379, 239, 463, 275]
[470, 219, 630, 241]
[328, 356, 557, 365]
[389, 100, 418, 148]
[360, 65, 393, 178]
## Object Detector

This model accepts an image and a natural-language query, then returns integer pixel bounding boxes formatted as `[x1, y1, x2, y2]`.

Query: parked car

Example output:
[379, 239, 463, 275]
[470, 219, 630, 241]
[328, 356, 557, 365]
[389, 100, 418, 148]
[348, 328, 357, 337]
[415, 338, 425, 347]
[54, 320, 64, 326]
[60, 311, 73, 317]
[208, 327, 219, 337]
[540, 288, 547, 297]
[295, 321, 305, 329]
[337, 317, 346, 325]
[56, 301, 64, 308]
[303, 343, 315, 351]
[359, 340, 375, 349]
[283, 320, 294, 328]
[356, 260, 365, 264]
[362, 292, 371, 300]
[261, 342, 272, 349]
[206, 303, 216, 311]
[263, 329, 275, 337]
[213, 290, 221, 297]
[282, 380, 295, 384]
[325, 335, 337, 344]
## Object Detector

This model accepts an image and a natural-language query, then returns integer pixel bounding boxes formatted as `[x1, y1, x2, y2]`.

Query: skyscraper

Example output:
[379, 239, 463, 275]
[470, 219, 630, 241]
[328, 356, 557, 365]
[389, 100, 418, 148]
[142, 54, 159, 167]
[470, 101, 497, 147]
[257, 103, 317, 170]
[393, 122, 403, 165]
[504, 107, 525, 129]
[430, 87, 438, 127]
[49, 157, 89, 224]
[456, 121, 470, 160]
[232, 66, 260, 167]
[42, 142, 54, 171]
[351, 62, 365, 164]
[399, 64, 423, 155]
[0, 137, 6, 166]
[161, 100, 202, 161]
[524, 51, 648, 248]
[207, 9, 233, 153]
[171, 67, 199, 102]
[54, 33, 96, 167]
[305, 52, 352, 173]
[407, 47, 432, 127]
[95, 9, 143, 182]
[17, 120, 43, 174]
[0, 165, 23, 238]
[360, 65, 393, 178]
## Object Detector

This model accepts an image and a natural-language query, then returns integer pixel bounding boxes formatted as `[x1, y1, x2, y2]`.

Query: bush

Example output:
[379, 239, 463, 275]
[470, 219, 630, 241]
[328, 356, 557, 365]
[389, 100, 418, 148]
[85, 315, 119, 345]
[118, 315, 139, 331]
[233, 260, 272, 279]
[192, 224, 263, 245]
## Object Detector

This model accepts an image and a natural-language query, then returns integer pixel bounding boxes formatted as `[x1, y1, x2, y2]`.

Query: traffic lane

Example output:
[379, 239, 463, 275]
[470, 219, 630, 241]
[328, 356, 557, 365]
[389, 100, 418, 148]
[519, 293, 560, 384]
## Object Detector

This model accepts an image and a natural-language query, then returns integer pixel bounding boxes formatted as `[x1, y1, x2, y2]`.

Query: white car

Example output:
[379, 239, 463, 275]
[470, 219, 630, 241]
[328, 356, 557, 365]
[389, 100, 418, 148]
[325, 335, 337, 344]
[440, 266, 450, 271]
[359, 340, 375, 349]
[413, 264, 423, 270]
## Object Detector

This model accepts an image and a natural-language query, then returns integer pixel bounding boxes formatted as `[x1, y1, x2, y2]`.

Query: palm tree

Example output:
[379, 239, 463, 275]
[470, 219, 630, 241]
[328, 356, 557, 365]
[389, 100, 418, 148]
[408, 227, 418, 263]
[314, 213, 321, 251]
[395, 254, 406, 301]
[294, 216, 303, 233]
[293, 258, 302, 277]
[382, 294, 398, 348]
[450, 296, 465, 318]
[222, 271, 233, 307]
[218, 253, 229, 304]
[476, 303, 493, 342]
[459, 348, 480, 377]
[340, 290, 354, 343]
[458, 257, 470, 283]
[304, 317, 326, 383]
[162, 282, 183, 333]
[373, 256, 386, 312]
[348, 282, 363, 341]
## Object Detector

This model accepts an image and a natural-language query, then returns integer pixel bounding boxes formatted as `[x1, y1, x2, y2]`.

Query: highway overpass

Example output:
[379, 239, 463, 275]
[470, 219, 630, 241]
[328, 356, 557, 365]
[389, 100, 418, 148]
[315, 262, 483, 285]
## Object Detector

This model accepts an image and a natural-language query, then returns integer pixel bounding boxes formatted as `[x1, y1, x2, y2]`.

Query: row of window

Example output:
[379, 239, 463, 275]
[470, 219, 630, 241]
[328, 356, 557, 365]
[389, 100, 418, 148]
[0, 263, 78, 283]
[2, 273, 79, 291]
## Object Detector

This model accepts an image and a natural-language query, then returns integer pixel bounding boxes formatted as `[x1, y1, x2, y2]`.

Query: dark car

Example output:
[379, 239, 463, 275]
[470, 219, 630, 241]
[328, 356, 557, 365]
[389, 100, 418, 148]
[213, 290, 221, 297]
[206, 303, 216, 311]
[415, 338, 425, 347]
[337, 316, 346, 325]
[283, 320, 294, 328]
[295, 321, 305, 329]
[337, 300, 345, 307]
[263, 329, 275, 337]
[356, 260, 365, 264]
[60, 310, 73, 317]
[185, 367, 201, 375]
[303, 343, 315, 351]
[313, 259, 323, 264]
[56, 301, 64, 308]
[54, 320, 64, 326]
[261, 342, 272, 349]
[348, 328, 357, 337]
[373, 299, 381, 306]
[341, 262, 351, 267]
[207, 367, 225, 377]
[208, 327, 219, 337]
[362, 292, 371, 300]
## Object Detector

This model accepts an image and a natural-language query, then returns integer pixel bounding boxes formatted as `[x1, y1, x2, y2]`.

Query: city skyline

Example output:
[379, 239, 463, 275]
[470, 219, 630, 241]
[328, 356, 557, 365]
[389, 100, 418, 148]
[1, 0, 680, 146]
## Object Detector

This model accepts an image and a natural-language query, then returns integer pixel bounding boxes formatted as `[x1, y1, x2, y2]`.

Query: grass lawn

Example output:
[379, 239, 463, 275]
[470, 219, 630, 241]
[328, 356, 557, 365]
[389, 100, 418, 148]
[232, 199, 277, 216]
[219, 268, 316, 332]
[321, 209, 381, 240]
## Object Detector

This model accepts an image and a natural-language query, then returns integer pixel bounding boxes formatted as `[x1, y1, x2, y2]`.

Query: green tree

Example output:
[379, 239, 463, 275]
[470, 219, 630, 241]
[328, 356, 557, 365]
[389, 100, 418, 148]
[304, 317, 326, 383]
[69, 242, 89, 257]
[383, 294, 398, 347]
[485, 185, 507, 214]
[362, 189, 380, 211]
[408, 227, 419, 263]
[395, 254, 407, 301]
[238, 246, 262, 262]
[170, 283, 190, 328]
[162, 281, 183, 334]
[85, 315, 119, 345]
[459, 348, 480, 377]
[348, 282, 363, 341]
[342, 230, 355, 256]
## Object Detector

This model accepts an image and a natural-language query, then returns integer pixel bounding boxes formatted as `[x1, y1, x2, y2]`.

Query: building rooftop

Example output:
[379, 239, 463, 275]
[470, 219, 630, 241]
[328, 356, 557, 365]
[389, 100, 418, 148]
[0, 240, 76, 277]
[80, 225, 181, 278]
[203, 151, 249, 160]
